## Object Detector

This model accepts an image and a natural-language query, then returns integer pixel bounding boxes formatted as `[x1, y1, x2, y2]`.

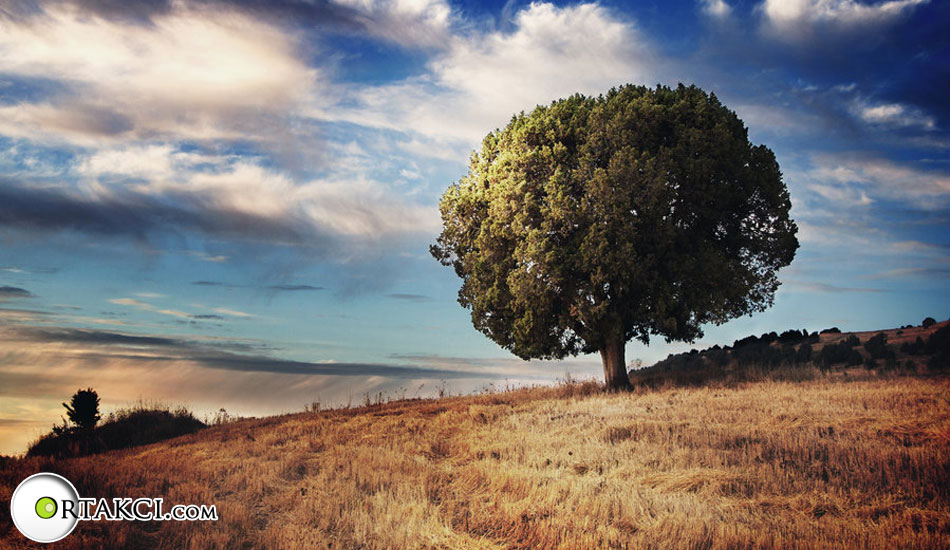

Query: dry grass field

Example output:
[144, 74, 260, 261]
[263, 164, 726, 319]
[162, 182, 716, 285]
[2, 324, 949, 549]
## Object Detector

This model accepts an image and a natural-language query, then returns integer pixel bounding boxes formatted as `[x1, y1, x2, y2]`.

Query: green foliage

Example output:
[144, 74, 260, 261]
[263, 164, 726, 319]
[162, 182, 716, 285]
[63, 387, 100, 431]
[431, 84, 798, 375]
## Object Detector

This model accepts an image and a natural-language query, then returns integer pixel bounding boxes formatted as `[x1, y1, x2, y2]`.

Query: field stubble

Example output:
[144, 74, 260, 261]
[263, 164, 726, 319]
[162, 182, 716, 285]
[2, 375, 949, 549]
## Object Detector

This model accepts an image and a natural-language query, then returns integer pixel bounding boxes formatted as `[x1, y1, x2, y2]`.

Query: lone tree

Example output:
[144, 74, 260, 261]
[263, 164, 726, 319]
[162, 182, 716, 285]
[431, 84, 798, 391]
[63, 387, 101, 431]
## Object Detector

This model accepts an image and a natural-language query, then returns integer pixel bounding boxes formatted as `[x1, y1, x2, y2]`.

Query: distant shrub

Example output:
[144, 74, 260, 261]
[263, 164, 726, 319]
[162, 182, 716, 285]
[778, 329, 806, 343]
[818, 339, 860, 368]
[28, 403, 204, 458]
[865, 333, 889, 360]
[925, 325, 950, 369]
[705, 348, 731, 367]
[820, 327, 841, 334]
[922, 317, 937, 328]
[733, 335, 759, 349]
[901, 336, 926, 355]
[733, 341, 782, 367]
[796, 343, 813, 363]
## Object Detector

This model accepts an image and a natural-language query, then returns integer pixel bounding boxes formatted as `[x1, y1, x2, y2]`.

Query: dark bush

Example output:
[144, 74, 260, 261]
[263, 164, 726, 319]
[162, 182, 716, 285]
[922, 317, 937, 328]
[820, 327, 841, 334]
[818, 340, 859, 368]
[733, 335, 759, 349]
[797, 343, 813, 363]
[865, 333, 889, 360]
[901, 336, 926, 355]
[734, 341, 782, 367]
[705, 347, 731, 367]
[28, 404, 205, 458]
[926, 325, 950, 369]
[779, 329, 805, 343]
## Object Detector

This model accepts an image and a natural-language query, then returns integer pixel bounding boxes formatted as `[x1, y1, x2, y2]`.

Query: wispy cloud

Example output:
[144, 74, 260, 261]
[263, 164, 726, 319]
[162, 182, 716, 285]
[700, 0, 732, 18]
[759, 0, 929, 40]
[802, 153, 950, 210]
[191, 281, 324, 292]
[863, 266, 950, 280]
[212, 307, 255, 318]
[109, 297, 193, 319]
[0, 286, 34, 301]
[386, 293, 432, 303]
[785, 280, 885, 293]
[0, 324, 506, 379]
[267, 284, 325, 291]
[852, 100, 936, 130]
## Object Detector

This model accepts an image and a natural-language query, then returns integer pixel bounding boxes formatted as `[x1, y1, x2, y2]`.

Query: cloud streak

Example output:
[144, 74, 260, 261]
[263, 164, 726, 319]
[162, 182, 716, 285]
[0, 324, 506, 379]
[0, 286, 34, 301]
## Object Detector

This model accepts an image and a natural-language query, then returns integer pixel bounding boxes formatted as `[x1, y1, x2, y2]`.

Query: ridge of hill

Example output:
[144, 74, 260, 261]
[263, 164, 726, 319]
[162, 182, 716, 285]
[630, 318, 950, 388]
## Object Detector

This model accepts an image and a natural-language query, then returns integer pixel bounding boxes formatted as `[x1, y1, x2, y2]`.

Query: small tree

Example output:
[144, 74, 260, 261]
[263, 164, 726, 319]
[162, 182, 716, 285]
[922, 317, 936, 329]
[63, 388, 101, 431]
[432, 84, 798, 390]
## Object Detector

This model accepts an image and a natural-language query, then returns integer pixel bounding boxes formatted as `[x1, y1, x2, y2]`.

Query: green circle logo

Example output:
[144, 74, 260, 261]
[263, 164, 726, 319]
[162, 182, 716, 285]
[35, 497, 57, 519]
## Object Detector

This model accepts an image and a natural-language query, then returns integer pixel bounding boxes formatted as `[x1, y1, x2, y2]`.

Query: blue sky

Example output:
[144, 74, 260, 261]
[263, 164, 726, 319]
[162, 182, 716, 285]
[0, 0, 947, 453]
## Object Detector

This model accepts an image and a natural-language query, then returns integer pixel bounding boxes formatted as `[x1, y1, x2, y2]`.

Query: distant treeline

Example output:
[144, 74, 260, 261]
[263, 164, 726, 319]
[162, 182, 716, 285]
[630, 318, 949, 389]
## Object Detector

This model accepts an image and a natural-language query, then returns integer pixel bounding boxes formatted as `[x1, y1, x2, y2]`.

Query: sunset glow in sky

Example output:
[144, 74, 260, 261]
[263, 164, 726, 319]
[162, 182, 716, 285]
[1, 0, 947, 454]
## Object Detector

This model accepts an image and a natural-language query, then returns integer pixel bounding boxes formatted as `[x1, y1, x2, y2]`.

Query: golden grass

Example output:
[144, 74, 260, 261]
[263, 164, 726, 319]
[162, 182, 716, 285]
[2, 375, 949, 549]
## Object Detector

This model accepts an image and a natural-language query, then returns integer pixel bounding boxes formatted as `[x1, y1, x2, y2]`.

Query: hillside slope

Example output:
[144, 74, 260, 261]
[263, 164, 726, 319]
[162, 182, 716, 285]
[2, 326, 949, 549]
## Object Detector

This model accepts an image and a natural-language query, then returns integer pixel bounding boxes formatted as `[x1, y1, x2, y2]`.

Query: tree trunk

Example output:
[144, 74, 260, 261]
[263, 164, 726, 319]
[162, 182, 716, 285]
[600, 332, 632, 392]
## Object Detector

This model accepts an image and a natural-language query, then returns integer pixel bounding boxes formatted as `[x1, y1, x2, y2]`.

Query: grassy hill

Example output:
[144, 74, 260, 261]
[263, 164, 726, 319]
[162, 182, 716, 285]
[2, 322, 949, 549]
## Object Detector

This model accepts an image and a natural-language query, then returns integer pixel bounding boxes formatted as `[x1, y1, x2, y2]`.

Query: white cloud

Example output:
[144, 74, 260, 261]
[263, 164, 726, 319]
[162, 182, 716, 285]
[213, 307, 255, 318]
[316, 2, 657, 146]
[333, 0, 454, 48]
[806, 183, 873, 206]
[807, 153, 950, 209]
[0, 4, 320, 145]
[853, 101, 936, 130]
[760, 0, 928, 39]
[700, 0, 732, 18]
[109, 297, 192, 319]
[74, 144, 439, 242]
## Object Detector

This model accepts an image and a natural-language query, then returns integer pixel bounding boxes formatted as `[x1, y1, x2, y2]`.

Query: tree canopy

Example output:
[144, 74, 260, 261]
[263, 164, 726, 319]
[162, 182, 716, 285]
[431, 84, 799, 390]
